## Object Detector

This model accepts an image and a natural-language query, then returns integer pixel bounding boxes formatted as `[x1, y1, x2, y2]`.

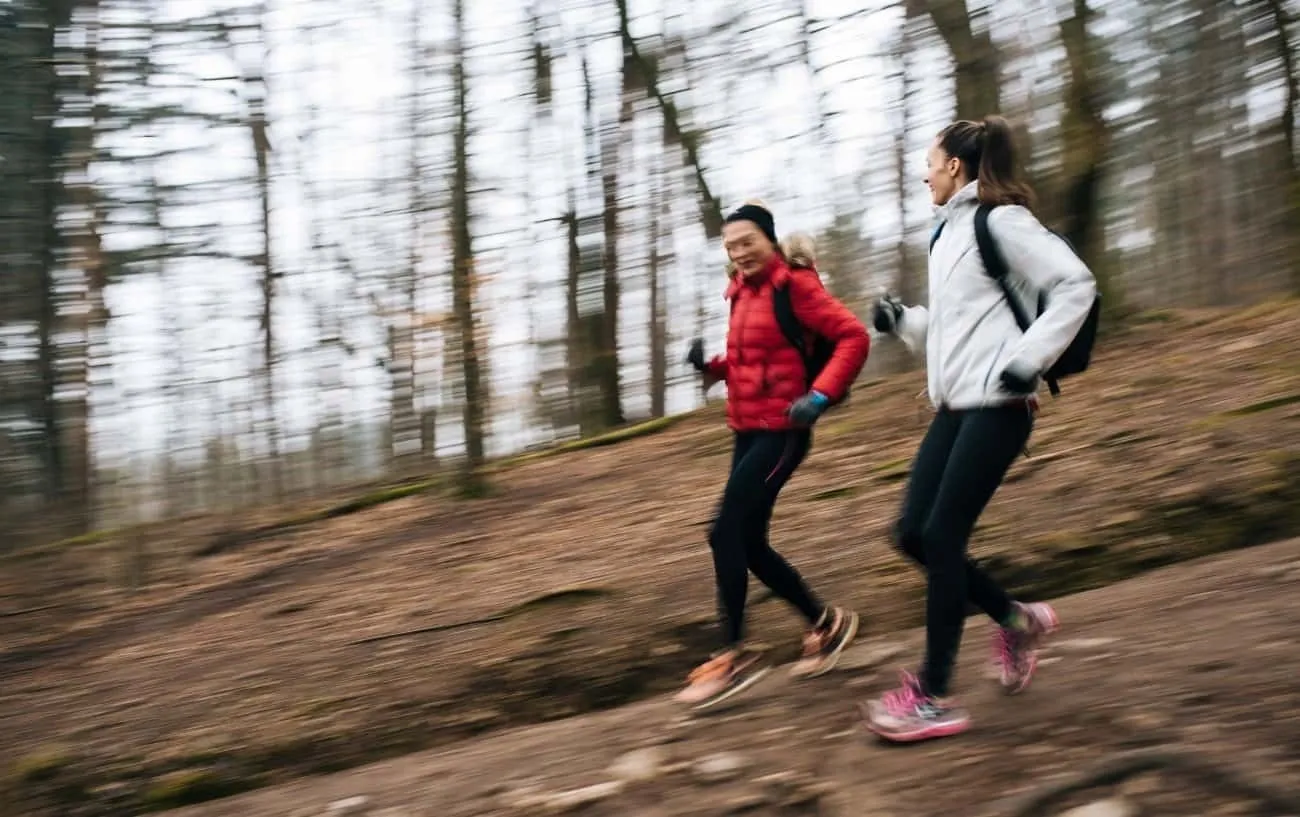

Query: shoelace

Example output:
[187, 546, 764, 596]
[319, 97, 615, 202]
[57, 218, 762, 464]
[687, 654, 732, 683]
[997, 608, 1045, 672]
[880, 672, 925, 716]
[801, 612, 838, 657]
[802, 624, 834, 656]
[994, 627, 1016, 670]
[800, 632, 823, 657]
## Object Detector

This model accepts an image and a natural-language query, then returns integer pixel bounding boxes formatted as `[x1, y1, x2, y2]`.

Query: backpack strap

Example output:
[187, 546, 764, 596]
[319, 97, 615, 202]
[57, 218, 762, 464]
[771, 284, 814, 387]
[973, 203, 1060, 396]
[929, 221, 945, 252]
[973, 204, 1029, 329]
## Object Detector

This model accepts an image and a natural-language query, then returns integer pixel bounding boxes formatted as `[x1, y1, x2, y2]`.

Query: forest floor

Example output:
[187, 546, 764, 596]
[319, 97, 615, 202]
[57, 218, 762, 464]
[2, 301, 1300, 817]
[160, 538, 1300, 817]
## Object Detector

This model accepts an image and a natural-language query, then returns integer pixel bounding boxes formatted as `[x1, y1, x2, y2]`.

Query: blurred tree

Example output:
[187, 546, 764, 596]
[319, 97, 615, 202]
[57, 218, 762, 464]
[450, 0, 488, 496]
[246, 4, 283, 501]
[0, 0, 66, 539]
[1256, 0, 1300, 294]
[1055, 0, 1122, 317]
[911, 0, 1000, 120]
[648, 150, 669, 418]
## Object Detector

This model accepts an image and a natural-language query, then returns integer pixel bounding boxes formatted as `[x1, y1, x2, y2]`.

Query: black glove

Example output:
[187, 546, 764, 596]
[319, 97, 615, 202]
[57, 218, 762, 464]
[686, 338, 706, 372]
[999, 360, 1040, 395]
[872, 294, 905, 334]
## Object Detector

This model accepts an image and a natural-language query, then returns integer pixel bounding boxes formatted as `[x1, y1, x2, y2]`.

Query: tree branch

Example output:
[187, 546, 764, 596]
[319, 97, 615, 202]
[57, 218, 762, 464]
[615, 0, 724, 239]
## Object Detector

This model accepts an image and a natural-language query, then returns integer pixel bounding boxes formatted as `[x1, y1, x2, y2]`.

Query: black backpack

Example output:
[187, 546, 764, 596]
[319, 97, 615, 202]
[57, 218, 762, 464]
[930, 204, 1101, 397]
[729, 279, 844, 403]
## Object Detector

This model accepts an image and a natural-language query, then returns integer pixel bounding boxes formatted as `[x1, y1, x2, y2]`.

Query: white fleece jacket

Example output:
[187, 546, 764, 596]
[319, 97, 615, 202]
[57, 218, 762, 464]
[895, 181, 1097, 410]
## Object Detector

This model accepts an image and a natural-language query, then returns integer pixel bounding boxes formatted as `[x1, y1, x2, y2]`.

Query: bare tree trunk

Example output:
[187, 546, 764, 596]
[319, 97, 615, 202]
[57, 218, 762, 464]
[36, 1, 73, 512]
[866, 12, 924, 376]
[420, 404, 437, 464]
[61, 0, 103, 533]
[894, 11, 921, 309]
[912, 0, 1001, 120]
[1056, 0, 1122, 316]
[248, 7, 281, 502]
[797, 0, 837, 209]
[451, 0, 488, 495]
[1259, 0, 1300, 294]
[563, 203, 582, 430]
[1263, 0, 1298, 167]
[573, 52, 613, 436]
[616, 0, 723, 238]
[523, 6, 556, 437]
[83, 220, 110, 524]
[1165, 16, 1200, 305]
[393, 0, 423, 470]
[1194, 0, 1228, 305]
[596, 43, 632, 429]
[1153, 67, 1190, 305]
[648, 153, 667, 418]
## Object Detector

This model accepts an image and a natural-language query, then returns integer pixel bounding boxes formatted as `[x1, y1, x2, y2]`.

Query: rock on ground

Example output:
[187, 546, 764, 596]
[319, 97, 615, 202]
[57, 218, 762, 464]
[1059, 799, 1138, 817]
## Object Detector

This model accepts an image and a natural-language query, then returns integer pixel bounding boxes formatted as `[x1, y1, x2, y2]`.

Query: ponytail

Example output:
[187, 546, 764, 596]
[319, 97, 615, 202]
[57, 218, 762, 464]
[937, 115, 1035, 210]
[976, 116, 1034, 210]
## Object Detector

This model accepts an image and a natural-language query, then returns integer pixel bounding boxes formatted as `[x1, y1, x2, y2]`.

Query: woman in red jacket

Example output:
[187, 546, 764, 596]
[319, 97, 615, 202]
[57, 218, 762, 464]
[675, 201, 872, 710]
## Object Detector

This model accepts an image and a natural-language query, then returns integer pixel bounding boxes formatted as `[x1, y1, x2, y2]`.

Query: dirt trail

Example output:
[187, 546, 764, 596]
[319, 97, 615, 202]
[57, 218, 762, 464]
[155, 539, 1300, 817]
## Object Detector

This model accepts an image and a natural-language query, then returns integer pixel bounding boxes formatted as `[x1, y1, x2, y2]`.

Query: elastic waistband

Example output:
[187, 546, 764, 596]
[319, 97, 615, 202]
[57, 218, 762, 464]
[937, 397, 1038, 414]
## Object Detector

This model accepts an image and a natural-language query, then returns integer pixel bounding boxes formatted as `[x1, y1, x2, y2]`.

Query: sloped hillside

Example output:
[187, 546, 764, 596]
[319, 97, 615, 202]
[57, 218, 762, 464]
[3, 302, 1299, 816]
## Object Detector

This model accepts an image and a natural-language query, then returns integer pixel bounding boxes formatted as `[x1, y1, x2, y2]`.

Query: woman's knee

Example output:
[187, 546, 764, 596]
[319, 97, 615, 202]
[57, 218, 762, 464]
[892, 519, 925, 563]
[919, 522, 965, 573]
[709, 515, 741, 553]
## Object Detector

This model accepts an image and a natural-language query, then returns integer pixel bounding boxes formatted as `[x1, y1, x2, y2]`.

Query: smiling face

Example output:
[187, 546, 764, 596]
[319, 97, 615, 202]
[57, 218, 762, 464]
[722, 219, 776, 278]
[924, 138, 966, 206]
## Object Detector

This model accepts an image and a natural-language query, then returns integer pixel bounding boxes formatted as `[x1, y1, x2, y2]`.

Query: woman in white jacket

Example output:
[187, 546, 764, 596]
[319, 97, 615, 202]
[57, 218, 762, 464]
[862, 115, 1097, 743]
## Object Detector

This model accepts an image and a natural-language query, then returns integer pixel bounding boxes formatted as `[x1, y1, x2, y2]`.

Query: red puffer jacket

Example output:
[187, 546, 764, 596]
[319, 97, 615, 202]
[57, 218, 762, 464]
[705, 255, 870, 432]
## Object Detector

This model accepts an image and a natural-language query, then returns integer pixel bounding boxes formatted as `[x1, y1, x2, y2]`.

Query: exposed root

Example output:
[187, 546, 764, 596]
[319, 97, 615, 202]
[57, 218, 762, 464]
[995, 747, 1300, 816]
[0, 604, 61, 618]
[348, 586, 616, 646]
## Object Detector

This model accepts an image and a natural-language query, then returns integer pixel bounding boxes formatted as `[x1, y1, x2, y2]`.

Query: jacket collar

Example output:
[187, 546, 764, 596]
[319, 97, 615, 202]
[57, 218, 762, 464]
[725, 253, 788, 299]
[934, 180, 980, 226]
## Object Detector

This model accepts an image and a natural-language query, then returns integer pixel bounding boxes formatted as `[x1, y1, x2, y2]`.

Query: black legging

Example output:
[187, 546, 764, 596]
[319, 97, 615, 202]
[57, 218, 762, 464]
[709, 430, 824, 647]
[894, 403, 1034, 697]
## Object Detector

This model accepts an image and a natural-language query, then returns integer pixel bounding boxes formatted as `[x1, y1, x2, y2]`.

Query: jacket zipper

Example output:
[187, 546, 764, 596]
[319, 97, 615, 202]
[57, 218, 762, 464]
[933, 274, 947, 406]
[983, 339, 1007, 394]
[928, 226, 946, 407]
[736, 289, 746, 364]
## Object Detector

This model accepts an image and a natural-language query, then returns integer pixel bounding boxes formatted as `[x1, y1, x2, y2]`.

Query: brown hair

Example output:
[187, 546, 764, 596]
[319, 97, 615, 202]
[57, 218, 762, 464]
[937, 115, 1035, 210]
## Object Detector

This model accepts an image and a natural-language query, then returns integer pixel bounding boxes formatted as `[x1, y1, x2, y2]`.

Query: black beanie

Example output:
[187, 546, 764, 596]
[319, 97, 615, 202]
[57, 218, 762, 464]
[724, 203, 777, 245]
